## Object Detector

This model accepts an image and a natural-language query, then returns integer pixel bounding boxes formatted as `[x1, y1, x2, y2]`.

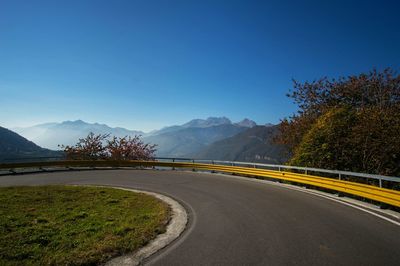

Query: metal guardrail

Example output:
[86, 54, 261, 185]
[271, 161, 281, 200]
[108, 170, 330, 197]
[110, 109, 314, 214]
[1, 158, 400, 207]
[157, 158, 400, 187]
[3, 156, 398, 185]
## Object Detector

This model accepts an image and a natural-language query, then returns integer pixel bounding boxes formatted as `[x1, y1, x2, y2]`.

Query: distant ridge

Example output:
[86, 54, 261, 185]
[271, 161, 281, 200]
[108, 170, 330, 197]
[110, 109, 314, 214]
[143, 117, 259, 157]
[182, 117, 232, 128]
[193, 125, 289, 164]
[234, 118, 257, 128]
[144, 123, 247, 157]
[13, 120, 144, 150]
[149, 117, 256, 136]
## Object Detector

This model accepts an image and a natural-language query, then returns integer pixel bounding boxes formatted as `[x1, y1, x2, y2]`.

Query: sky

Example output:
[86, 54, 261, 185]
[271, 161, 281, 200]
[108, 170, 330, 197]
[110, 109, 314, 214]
[1, 0, 399, 132]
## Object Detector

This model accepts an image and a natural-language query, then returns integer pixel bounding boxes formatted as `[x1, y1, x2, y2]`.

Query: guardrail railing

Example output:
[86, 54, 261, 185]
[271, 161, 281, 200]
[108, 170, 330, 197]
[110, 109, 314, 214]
[156, 158, 400, 188]
[1, 157, 399, 208]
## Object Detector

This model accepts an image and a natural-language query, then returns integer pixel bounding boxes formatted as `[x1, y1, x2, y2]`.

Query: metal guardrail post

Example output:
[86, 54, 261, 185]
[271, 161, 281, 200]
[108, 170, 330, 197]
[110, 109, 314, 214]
[211, 160, 216, 173]
[379, 178, 382, 188]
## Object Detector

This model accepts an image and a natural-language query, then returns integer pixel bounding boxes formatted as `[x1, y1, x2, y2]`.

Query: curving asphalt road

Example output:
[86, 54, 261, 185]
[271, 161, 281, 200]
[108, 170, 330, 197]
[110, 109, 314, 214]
[1, 169, 400, 266]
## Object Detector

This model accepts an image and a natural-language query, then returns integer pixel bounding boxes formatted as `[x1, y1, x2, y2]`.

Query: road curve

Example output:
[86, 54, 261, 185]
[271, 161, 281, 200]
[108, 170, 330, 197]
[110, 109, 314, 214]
[1, 169, 400, 266]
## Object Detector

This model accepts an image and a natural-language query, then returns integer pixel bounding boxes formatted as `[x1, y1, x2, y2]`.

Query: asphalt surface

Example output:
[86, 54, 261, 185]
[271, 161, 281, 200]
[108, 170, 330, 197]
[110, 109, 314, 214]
[1, 169, 400, 266]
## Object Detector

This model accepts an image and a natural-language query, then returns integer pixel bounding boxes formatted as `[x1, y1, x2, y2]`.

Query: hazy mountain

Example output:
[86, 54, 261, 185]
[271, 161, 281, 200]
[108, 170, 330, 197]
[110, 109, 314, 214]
[13, 120, 144, 150]
[144, 124, 247, 158]
[192, 125, 289, 164]
[234, 118, 257, 128]
[0, 126, 61, 162]
[13, 122, 58, 141]
[149, 117, 256, 136]
[147, 125, 185, 136]
[12, 117, 267, 159]
[182, 117, 232, 128]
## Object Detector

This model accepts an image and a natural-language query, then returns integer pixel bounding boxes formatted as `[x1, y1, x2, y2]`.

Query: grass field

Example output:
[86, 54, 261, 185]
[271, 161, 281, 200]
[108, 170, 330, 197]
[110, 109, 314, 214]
[0, 185, 170, 265]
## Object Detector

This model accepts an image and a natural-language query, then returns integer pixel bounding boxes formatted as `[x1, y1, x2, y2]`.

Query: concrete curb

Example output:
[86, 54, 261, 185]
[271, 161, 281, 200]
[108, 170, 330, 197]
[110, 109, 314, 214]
[102, 187, 188, 266]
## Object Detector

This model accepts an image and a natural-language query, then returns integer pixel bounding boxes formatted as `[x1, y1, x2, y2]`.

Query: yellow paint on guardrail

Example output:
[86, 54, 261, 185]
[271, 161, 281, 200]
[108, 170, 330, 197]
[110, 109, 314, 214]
[1, 160, 400, 207]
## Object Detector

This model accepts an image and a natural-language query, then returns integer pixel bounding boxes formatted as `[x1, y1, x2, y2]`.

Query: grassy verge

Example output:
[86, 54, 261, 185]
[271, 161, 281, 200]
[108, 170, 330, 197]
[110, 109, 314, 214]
[0, 185, 170, 265]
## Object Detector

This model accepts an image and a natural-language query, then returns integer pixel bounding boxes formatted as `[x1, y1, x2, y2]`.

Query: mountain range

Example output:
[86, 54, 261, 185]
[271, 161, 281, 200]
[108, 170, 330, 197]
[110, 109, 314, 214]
[142, 117, 259, 157]
[192, 125, 289, 164]
[13, 120, 143, 150]
[144, 123, 247, 157]
[4, 117, 288, 163]
[12, 117, 254, 151]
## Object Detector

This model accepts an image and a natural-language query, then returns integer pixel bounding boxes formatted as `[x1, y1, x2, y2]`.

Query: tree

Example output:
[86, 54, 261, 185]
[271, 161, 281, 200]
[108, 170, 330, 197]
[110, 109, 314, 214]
[276, 68, 400, 176]
[351, 106, 400, 176]
[60, 132, 109, 160]
[106, 135, 157, 161]
[289, 106, 356, 170]
[60, 133, 157, 161]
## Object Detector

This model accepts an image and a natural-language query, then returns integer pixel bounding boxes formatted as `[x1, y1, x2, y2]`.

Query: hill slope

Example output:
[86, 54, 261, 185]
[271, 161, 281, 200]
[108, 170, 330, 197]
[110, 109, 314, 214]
[193, 125, 289, 164]
[0, 126, 61, 161]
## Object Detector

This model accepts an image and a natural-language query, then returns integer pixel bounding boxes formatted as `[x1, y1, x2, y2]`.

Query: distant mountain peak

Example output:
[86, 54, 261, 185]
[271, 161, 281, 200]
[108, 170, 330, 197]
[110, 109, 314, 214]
[235, 118, 257, 128]
[182, 117, 232, 128]
[62, 119, 86, 124]
[207, 116, 231, 122]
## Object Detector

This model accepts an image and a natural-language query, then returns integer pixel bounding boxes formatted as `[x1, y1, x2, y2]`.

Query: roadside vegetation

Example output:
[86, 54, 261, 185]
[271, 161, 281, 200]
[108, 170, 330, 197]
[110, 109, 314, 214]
[276, 68, 400, 176]
[60, 133, 157, 161]
[0, 186, 170, 265]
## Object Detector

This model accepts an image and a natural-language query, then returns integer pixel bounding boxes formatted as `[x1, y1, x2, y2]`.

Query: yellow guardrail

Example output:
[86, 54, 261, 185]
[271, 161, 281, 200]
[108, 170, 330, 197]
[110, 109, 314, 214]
[1, 160, 400, 207]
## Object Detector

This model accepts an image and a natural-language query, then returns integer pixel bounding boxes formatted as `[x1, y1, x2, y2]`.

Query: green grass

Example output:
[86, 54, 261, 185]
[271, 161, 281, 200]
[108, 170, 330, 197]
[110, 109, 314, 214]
[0, 185, 170, 265]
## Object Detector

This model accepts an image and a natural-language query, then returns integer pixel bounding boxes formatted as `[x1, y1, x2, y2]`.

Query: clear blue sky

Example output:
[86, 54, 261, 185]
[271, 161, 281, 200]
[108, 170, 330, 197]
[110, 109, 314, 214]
[1, 0, 399, 132]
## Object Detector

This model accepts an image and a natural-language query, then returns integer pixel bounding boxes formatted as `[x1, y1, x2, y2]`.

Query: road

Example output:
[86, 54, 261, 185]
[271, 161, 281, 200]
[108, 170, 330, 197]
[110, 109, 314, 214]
[1, 169, 400, 265]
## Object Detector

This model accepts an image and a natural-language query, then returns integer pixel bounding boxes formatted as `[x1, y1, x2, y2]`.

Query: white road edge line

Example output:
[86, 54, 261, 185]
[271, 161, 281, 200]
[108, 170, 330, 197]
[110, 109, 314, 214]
[295, 188, 400, 226]
[81, 186, 188, 266]
[203, 172, 400, 227]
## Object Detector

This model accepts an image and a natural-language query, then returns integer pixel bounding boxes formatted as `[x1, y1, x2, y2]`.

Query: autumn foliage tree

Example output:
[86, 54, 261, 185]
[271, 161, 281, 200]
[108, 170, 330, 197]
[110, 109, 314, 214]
[106, 135, 157, 160]
[276, 68, 400, 176]
[60, 132, 156, 161]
